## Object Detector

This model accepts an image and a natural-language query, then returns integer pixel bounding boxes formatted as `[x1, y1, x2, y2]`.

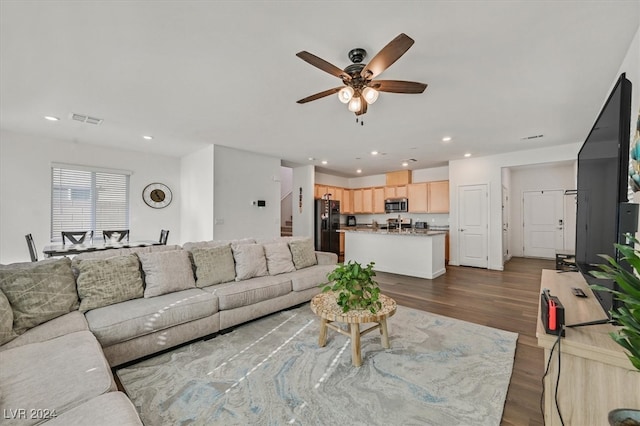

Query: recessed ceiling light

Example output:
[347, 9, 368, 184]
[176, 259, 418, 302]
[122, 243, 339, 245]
[356, 169, 362, 174]
[464, 153, 472, 158]
[442, 136, 452, 142]
[143, 135, 153, 140]
[321, 160, 328, 165]
[401, 161, 409, 167]
[371, 151, 378, 155]
[44, 116, 59, 121]
[308, 157, 315, 161]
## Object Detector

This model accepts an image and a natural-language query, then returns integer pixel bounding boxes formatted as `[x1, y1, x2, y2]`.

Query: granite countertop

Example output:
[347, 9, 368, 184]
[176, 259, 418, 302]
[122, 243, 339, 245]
[338, 228, 447, 237]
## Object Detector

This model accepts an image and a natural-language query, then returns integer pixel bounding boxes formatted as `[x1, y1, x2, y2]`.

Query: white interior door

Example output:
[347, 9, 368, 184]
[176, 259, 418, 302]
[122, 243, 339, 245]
[523, 190, 564, 258]
[458, 184, 488, 268]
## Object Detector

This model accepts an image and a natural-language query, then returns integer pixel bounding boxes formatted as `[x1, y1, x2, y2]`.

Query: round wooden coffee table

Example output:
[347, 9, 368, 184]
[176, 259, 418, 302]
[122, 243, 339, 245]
[310, 292, 397, 367]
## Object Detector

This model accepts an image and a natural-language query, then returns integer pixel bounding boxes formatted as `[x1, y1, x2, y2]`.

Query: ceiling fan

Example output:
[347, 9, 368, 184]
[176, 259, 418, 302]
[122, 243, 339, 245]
[296, 33, 427, 117]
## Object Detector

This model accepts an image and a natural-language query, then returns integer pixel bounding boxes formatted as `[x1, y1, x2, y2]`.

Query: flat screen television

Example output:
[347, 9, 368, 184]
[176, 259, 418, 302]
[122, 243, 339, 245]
[575, 72, 634, 319]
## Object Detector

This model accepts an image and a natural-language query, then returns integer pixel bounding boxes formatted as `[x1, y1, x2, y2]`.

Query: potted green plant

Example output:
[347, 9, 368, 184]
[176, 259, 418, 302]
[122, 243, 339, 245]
[322, 260, 381, 313]
[590, 235, 640, 426]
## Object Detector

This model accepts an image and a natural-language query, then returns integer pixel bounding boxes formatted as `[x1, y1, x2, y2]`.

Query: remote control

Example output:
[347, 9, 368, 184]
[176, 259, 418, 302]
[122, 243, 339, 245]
[571, 287, 587, 298]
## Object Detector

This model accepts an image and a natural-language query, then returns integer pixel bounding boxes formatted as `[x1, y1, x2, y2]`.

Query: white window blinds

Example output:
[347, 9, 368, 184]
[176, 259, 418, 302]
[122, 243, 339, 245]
[51, 165, 130, 242]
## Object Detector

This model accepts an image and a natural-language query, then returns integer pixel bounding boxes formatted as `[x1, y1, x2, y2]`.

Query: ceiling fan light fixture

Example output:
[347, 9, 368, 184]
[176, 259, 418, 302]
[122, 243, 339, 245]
[362, 87, 379, 104]
[348, 95, 362, 112]
[338, 86, 354, 104]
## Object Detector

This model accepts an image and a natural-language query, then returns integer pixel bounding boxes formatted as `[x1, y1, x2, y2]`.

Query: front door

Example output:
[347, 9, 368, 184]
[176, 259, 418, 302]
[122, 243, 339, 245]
[458, 184, 488, 268]
[523, 190, 564, 259]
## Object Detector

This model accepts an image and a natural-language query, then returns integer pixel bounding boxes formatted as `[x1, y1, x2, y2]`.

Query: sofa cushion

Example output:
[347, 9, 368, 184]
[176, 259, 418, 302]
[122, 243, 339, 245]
[45, 392, 142, 426]
[73, 244, 183, 261]
[288, 238, 318, 269]
[0, 258, 79, 335]
[232, 243, 268, 281]
[183, 238, 255, 252]
[137, 250, 196, 297]
[84, 288, 218, 347]
[191, 244, 236, 287]
[0, 330, 115, 426]
[263, 242, 296, 275]
[74, 254, 144, 313]
[0, 288, 17, 345]
[287, 264, 337, 292]
[202, 275, 292, 310]
[0, 311, 88, 352]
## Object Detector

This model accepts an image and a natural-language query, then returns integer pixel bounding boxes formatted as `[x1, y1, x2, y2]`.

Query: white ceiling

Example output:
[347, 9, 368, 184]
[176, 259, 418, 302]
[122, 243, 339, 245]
[1, 1, 638, 177]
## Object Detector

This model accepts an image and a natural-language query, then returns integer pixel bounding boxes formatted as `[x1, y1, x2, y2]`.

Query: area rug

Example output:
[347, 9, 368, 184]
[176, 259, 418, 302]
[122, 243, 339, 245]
[117, 305, 518, 426]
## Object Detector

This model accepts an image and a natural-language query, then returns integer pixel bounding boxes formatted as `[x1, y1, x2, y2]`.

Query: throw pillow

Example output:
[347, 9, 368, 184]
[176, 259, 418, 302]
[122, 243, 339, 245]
[137, 250, 196, 297]
[289, 238, 318, 269]
[74, 254, 144, 312]
[190, 245, 236, 287]
[0, 258, 79, 335]
[231, 243, 268, 281]
[0, 288, 17, 345]
[263, 242, 296, 275]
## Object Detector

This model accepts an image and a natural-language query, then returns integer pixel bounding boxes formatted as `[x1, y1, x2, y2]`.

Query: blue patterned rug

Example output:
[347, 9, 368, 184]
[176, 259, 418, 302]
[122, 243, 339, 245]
[117, 305, 517, 425]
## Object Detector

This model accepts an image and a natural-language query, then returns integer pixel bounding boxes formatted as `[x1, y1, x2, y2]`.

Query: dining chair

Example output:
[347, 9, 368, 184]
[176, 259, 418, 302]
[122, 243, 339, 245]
[159, 229, 169, 245]
[61, 230, 93, 245]
[25, 234, 38, 262]
[103, 229, 130, 243]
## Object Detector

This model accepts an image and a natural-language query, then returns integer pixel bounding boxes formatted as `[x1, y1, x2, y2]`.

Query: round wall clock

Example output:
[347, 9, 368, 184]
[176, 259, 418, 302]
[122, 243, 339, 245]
[142, 183, 172, 209]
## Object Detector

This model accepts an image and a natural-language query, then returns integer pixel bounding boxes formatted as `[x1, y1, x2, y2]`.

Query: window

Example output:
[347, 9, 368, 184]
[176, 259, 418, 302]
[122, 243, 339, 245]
[51, 164, 130, 242]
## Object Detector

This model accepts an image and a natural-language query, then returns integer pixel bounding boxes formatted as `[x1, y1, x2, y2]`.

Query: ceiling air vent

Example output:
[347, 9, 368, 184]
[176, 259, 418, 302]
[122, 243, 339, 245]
[70, 113, 103, 125]
[521, 134, 543, 140]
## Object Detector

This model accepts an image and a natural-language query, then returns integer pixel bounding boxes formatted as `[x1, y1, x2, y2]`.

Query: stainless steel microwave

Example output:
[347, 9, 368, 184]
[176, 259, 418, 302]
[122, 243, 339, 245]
[385, 198, 408, 213]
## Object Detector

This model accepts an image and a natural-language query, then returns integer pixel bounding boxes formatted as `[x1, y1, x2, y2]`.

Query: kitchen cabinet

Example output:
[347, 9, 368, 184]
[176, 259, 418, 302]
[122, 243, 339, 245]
[332, 187, 343, 204]
[362, 188, 373, 213]
[428, 181, 449, 213]
[342, 189, 353, 214]
[384, 185, 407, 199]
[407, 183, 428, 212]
[386, 170, 412, 186]
[339, 232, 345, 262]
[314, 185, 328, 199]
[373, 187, 385, 213]
[352, 189, 364, 213]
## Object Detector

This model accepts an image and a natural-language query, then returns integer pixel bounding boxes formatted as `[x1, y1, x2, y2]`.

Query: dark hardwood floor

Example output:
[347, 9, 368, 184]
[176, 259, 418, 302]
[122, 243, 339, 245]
[375, 257, 554, 426]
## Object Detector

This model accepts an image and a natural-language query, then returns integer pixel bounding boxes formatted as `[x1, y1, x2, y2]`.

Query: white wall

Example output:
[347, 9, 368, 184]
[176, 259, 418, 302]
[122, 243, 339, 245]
[315, 172, 349, 188]
[448, 143, 581, 270]
[180, 145, 214, 244]
[292, 165, 314, 238]
[0, 129, 181, 264]
[508, 162, 576, 257]
[212, 145, 281, 240]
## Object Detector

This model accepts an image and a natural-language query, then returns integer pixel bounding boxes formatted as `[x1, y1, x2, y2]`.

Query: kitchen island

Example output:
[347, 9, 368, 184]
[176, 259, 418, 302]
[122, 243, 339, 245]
[341, 229, 446, 279]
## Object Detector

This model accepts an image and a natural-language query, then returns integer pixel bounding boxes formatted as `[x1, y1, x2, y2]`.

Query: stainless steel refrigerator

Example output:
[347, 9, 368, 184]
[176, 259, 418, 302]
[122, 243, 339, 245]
[315, 199, 340, 255]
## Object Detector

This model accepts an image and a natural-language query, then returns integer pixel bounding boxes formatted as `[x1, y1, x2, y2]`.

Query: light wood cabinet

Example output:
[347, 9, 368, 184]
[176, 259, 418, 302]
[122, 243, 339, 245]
[332, 187, 343, 204]
[386, 170, 412, 186]
[314, 184, 327, 199]
[352, 189, 364, 213]
[428, 180, 449, 213]
[407, 183, 428, 212]
[373, 187, 385, 213]
[383, 185, 407, 199]
[362, 188, 373, 213]
[342, 189, 352, 214]
[339, 232, 345, 261]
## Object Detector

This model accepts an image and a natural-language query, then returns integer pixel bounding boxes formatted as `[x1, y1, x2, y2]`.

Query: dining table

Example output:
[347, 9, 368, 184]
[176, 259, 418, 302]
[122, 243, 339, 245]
[42, 240, 161, 258]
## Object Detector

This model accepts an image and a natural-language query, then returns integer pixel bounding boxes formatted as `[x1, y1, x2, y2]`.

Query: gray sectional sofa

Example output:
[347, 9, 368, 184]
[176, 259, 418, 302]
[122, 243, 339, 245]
[0, 237, 337, 425]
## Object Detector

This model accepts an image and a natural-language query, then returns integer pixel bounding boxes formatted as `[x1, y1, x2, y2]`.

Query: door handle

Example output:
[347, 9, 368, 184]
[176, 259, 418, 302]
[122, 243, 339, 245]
[459, 229, 465, 232]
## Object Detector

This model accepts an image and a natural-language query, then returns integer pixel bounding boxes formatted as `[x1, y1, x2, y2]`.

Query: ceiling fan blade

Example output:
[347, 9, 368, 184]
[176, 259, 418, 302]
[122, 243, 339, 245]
[296, 87, 342, 104]
[361, 33, 415, 79]
[296, 51, 351, 81]
[370, 80, 427, 94]
[355, 98, 368, 116]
